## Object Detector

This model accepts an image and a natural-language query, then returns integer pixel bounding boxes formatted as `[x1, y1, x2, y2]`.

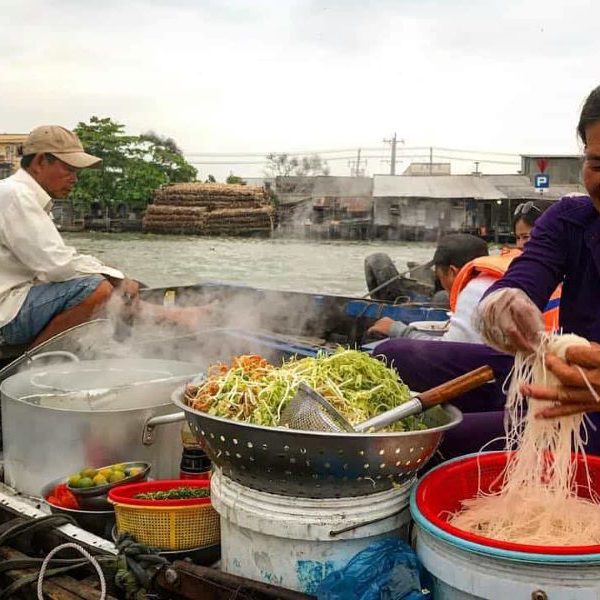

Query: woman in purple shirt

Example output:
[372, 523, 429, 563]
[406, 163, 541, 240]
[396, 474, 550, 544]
[479, 84, 600, 423]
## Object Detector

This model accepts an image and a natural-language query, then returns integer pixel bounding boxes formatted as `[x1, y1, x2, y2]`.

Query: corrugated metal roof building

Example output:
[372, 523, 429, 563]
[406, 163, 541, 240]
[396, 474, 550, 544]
[372, 172, 587, 241]
[0, 133, 27, 179]
[373, 175, 505, 240]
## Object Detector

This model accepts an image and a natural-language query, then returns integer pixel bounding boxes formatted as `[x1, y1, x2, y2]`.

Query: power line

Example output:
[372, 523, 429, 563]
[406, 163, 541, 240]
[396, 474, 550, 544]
[188, 153, 520, 166]
[184, 146, 521, 159]
[184, 147, 386, 157]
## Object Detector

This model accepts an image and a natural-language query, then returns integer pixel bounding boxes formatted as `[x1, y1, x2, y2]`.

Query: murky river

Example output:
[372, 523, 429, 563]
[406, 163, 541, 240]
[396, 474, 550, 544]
[64, 233, 436, 296]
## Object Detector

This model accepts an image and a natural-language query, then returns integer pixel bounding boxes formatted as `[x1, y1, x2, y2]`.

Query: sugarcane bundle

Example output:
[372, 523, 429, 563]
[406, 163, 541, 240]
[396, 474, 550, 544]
[153, 197, 265, 209]
[144, 205, 208, 217]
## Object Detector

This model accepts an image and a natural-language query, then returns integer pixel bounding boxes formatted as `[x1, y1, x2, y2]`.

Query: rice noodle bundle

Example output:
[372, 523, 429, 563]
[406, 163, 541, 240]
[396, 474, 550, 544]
[450, 334, 600, 546]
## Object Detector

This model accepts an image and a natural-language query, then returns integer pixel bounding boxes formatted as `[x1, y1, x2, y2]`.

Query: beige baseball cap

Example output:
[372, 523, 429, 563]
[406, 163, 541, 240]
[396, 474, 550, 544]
[22, 125, 101, 169]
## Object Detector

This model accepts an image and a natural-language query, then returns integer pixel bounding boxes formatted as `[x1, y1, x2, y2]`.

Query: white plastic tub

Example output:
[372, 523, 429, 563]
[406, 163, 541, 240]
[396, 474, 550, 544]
[211, 469, 412, 595]
[415, 524, 600, 600]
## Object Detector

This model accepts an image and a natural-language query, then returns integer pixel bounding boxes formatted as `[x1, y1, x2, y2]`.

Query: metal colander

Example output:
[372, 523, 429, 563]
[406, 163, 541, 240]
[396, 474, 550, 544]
[172, 388, 462, 498]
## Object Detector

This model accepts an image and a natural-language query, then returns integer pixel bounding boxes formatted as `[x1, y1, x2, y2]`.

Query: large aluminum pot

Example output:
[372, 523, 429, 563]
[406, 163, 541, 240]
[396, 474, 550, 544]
[1, 357, 194, 496]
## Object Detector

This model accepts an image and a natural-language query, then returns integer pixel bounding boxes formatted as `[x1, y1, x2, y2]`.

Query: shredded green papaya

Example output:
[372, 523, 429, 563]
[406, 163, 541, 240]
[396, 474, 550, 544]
[185, 349, 426, 432]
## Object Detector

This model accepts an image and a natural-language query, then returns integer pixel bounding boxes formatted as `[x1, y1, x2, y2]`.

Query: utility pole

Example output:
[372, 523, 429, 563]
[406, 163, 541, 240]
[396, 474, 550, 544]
[429, 146, 433, 175]
[348, 148, 366, 176]
[384, 133, 404, 175]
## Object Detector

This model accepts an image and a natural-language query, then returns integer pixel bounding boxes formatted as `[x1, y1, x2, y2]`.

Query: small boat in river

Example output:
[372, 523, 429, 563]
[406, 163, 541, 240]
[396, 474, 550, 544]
[0, 280, 449, 370]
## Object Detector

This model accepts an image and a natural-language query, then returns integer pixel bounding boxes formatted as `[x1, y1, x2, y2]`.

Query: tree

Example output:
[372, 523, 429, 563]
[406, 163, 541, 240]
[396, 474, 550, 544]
[139, 131, 197, 183]
[264, 153, 330, 177]
[72, 116, 197, 211]
[205, 174, 217, 183]
[226, 173, 246, 185]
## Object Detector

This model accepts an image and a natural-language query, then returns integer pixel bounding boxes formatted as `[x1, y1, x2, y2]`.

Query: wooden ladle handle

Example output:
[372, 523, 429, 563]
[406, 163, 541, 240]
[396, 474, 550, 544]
[417, 365, 495, 409]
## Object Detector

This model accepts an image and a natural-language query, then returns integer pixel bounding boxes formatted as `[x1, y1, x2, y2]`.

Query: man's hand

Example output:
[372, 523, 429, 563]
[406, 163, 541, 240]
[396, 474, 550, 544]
[108, 277, 141, 320]
[477, 288, 545, 354]
[367, 317, 395, 337]
[522, 342, 600, 418]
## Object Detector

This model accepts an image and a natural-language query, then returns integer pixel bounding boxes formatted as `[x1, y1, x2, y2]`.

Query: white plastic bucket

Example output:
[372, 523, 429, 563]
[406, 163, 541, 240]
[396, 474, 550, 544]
[415, 525, 600, 600]
[211, 469, 412, 595]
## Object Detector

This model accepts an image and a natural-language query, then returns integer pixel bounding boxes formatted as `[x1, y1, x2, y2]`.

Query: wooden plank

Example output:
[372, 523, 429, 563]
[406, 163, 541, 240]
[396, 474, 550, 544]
[156, 561, 315, 600]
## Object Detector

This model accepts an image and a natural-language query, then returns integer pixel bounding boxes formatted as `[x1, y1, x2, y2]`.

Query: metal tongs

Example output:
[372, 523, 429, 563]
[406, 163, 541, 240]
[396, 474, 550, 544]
[280, 365, 495, 433]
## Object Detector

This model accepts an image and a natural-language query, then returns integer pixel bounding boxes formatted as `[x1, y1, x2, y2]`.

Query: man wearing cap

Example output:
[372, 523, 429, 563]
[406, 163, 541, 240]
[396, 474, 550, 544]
[0, 125, 140, 347]
[0, 125, 210, 348]
[367, 233, 490, 343]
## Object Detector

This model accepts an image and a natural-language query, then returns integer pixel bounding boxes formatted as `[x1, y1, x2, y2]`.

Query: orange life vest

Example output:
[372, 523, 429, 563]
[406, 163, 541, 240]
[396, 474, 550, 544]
[449, 248, 561, 333]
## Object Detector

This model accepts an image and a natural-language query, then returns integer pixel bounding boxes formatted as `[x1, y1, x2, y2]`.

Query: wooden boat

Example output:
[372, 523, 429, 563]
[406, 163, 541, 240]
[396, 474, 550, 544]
[0, 280, 449, 368]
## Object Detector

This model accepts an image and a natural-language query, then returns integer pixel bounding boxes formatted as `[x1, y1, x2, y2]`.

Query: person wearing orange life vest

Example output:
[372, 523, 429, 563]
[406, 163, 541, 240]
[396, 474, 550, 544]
[367, 234, 491, 343]
[451, 246, 561, 333]
[368, 206, 560, 343]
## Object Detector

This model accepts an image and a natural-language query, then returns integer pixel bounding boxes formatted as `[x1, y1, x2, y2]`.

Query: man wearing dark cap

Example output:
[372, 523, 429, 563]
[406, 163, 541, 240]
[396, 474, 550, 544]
[368, 233, 490, 343]
[0, 125, 208, 347]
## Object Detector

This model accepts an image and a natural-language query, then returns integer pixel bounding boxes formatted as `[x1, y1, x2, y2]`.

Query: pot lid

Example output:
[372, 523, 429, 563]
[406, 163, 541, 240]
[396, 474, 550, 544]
[1, 358, 200, 412]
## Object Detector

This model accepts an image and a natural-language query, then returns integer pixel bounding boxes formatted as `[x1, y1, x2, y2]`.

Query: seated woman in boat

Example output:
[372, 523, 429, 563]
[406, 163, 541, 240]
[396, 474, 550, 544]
[0, 125, 209, 348]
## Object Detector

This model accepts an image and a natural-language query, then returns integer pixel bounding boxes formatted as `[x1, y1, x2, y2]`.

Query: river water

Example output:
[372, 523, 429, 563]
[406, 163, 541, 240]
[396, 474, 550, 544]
[64, 233, 436, 296]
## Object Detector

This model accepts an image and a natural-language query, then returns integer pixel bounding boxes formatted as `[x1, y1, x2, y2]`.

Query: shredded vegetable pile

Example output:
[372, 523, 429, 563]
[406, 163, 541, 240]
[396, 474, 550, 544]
[185, 349, 425, 431]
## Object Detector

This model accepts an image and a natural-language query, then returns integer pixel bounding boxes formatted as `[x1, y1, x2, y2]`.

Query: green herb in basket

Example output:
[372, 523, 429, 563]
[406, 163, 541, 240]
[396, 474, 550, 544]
[134, 487, 210, 500]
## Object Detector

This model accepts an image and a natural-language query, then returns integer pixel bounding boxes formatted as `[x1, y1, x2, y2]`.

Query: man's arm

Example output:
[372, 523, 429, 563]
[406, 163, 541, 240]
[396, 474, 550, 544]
[1, 190, 123, 282]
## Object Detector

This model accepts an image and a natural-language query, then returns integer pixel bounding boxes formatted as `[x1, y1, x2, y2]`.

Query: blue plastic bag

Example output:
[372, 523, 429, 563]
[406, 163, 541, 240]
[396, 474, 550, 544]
[316, 538, 430, 600]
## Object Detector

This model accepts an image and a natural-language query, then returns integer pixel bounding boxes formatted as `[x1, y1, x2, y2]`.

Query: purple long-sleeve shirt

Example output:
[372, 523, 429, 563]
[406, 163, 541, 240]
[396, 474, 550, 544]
[485, 194, 600, 340]
[485, 194, 600, 454]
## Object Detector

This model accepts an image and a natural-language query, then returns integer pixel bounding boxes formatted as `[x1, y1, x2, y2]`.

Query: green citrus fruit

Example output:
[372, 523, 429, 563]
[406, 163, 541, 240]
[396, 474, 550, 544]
[77, 477, 94, 488]
[67, 474, 81, 487]
[92, 474, 108, 486]
[109, 471, 126, 483]
[80, 468, 97, 479]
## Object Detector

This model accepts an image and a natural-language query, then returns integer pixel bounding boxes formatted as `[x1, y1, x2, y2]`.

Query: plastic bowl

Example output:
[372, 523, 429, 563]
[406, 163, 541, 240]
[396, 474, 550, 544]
[414, 451, 600, 555]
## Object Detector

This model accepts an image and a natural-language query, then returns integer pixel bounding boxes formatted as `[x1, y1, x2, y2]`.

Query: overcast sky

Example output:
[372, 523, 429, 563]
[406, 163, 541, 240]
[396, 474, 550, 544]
[2, 0, 599, 180]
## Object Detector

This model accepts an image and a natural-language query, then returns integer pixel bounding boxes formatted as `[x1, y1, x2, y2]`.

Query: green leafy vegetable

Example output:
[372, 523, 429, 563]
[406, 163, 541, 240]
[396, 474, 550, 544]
[186, 348, 425, 432]
[134, 487, 210, 500]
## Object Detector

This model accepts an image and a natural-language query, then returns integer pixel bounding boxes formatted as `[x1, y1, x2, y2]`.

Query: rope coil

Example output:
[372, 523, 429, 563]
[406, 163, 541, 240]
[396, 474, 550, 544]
[37, 542, 106, 600]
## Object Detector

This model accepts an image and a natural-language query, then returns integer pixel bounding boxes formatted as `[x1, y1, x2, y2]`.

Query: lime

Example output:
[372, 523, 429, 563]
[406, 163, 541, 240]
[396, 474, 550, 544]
[126, 467, 142, 477]
[67, 474, 81, 487]
[77, 477, 94, 488]
[98, 468, 113, 479]
[109, 471, 126, 483]
[92, 474, 108, 486]
[80, 468, 97, 479]
[112, 464, 125, 472]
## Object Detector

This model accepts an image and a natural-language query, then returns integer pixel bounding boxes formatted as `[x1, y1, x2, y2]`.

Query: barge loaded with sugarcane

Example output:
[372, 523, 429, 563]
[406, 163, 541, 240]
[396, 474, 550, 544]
[142, 182, 276, 236]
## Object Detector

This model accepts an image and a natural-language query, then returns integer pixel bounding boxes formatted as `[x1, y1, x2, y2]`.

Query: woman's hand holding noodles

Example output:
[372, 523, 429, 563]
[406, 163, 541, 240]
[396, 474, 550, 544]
[523, 343, 600, 418]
